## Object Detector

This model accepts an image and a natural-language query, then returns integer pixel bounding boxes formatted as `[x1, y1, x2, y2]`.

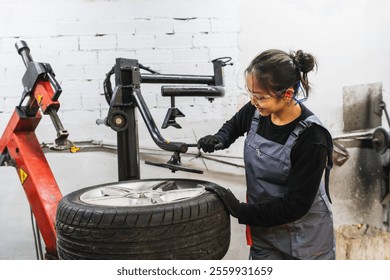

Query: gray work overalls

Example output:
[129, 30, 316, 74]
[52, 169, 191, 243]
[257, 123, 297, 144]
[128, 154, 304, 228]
[244, 110, 335, 260]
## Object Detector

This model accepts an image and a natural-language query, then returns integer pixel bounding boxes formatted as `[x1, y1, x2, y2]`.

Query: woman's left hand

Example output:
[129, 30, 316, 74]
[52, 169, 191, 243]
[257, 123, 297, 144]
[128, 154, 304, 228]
[205, 185, 242, 218]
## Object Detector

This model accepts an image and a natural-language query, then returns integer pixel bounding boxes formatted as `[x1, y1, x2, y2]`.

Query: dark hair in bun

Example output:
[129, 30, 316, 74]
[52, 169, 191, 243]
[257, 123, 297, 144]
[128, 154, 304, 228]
[246, 49, 317, 100]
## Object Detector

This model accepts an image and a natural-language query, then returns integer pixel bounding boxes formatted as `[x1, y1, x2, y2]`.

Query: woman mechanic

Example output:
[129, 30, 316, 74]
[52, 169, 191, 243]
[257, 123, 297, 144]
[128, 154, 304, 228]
[197, 49, 335, 260]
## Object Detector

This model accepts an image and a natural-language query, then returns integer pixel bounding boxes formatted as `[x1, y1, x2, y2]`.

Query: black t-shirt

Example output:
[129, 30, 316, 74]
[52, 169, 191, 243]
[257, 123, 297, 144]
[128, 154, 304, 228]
[215, 102, 330, 227]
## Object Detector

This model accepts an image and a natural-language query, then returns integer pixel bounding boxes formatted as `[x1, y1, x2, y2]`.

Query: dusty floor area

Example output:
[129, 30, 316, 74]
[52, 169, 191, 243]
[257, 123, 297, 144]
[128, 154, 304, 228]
[335, 224, 390, 260]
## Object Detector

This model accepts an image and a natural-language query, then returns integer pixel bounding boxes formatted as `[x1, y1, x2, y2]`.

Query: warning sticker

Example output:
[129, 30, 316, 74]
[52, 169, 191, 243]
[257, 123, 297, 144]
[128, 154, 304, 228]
[19, 168, 28, 185]
[37, 94, 43, 105]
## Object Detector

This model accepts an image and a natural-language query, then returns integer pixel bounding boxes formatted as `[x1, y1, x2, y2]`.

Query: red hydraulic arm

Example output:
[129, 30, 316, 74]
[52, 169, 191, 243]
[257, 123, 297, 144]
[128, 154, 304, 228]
[0, 41, 73, 259]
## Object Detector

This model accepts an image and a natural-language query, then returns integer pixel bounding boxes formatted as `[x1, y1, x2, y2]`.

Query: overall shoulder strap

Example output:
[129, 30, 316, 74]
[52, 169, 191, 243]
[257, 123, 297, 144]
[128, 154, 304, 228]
[249, 110, 261, 132]
[286, 115, 334, 203]
[253, 110, 260, 121]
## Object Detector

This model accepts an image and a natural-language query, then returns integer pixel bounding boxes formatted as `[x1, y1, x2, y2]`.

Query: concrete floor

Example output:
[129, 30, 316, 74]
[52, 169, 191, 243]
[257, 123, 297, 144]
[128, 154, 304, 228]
[0, 147, 249, 260]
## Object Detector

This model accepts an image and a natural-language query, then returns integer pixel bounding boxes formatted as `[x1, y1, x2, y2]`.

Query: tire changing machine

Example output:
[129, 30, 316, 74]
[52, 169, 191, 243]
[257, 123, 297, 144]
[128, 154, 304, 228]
[0, 41, 232, 259]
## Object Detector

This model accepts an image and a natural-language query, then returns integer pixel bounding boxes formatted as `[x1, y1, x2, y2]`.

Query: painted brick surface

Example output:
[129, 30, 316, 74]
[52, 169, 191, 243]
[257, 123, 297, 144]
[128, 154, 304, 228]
[0, 0, 241, 144]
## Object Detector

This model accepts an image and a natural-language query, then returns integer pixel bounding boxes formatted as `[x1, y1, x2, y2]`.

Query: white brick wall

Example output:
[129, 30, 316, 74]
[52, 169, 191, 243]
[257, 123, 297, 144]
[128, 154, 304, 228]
[173, 18, 211, 33]
[134, 19, 174, 34]
[80, 35, 118, 51]
[117, 34, 155, 50]
[0, 0, 242, 144]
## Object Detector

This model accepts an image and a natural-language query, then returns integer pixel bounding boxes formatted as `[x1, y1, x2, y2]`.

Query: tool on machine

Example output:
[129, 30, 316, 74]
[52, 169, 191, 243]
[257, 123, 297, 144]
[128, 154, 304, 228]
[16, 41, 77, 151]
[98, 56, 232, 176]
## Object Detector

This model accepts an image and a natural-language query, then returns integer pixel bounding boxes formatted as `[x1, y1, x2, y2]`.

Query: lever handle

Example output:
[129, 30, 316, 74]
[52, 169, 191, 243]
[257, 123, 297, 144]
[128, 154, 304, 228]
[96, 118, 108, 126]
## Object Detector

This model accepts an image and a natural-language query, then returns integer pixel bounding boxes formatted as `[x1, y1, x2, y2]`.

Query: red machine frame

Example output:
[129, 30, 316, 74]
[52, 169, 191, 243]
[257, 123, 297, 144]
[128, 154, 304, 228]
[0, 41, 66, 259]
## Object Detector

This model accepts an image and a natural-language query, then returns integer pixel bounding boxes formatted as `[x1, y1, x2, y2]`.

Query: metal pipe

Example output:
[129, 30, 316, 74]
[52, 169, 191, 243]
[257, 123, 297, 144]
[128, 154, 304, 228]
[132, 88, 188, 153]
[141, 73, 215, 85]
[48, 108, 65, 132]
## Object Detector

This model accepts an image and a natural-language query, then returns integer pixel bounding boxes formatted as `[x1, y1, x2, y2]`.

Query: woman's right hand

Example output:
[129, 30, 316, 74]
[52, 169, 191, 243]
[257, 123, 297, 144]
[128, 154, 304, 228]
[197, 135, 223, 153]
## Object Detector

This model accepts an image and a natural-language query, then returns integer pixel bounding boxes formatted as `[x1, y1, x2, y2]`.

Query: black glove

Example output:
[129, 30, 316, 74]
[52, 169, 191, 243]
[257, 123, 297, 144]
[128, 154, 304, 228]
[197, 135, 223, 153]
[205, 185, 241, 218]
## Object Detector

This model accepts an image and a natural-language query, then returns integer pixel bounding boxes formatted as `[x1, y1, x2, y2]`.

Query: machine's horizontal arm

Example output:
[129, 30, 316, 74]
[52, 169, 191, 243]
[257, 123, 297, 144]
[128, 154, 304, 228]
[161, 85, 224, 97]
[141, 73, 215, 85]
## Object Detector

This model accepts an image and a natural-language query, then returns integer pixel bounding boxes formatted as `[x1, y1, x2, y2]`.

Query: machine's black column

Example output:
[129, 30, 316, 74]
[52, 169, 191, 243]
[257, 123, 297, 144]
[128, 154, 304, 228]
[115, 58, 140, 181]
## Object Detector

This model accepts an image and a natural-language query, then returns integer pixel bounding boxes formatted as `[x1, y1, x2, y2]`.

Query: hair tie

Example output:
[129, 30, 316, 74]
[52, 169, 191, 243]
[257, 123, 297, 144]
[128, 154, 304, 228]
[292, 81, 308, 104]
[290, 55, 300, 72]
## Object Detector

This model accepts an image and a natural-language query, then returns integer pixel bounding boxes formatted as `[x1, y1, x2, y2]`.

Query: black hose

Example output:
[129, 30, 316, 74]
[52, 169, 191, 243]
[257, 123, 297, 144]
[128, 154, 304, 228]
[103, 63, 160, 105]
[103, 66, 115, 105]
[139, 63, 160, 74]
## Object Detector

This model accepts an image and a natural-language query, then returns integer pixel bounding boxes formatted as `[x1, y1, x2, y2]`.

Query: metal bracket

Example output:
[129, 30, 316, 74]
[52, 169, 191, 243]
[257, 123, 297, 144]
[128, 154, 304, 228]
[343, 83, 382, 132]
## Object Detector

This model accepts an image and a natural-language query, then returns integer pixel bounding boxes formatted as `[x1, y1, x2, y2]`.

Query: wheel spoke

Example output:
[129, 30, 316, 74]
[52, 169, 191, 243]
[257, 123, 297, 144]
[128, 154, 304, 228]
[79, 181, 206, 206]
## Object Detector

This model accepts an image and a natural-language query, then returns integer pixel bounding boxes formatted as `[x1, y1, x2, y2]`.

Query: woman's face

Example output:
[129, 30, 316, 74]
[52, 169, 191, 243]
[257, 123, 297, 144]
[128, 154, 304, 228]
[245, 73, 285, 116]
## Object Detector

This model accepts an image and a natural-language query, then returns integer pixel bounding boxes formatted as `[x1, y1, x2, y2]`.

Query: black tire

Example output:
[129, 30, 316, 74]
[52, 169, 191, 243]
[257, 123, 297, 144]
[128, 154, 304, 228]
[55, 179, 230, 260]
